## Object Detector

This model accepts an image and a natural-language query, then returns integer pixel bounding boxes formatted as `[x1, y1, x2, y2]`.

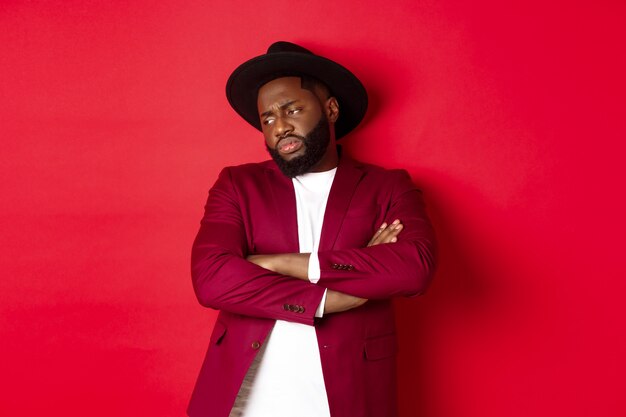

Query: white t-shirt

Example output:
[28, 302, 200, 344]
[230, 168, 337, 417]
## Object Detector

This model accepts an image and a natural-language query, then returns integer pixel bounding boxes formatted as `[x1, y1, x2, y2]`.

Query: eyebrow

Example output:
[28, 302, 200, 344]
[260, 100, 299, 118]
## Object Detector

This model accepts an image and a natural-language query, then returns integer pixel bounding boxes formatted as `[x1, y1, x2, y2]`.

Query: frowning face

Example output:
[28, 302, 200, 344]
[257, 76, 339, 177]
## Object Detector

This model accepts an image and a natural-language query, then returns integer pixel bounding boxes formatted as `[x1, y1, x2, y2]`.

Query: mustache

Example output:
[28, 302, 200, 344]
[266, 115, 330, 178]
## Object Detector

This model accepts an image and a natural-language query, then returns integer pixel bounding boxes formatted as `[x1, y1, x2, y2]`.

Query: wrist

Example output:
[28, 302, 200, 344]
[284, 253, 310, 280]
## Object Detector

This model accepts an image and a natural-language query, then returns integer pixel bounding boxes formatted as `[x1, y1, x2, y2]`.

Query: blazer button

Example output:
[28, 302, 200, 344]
[332, 263, 339, 269]
[348, 265, 354, 270]
[297, 306, 305, 313]
[251, 341, 261, 350]
[283, 304, 290, 311]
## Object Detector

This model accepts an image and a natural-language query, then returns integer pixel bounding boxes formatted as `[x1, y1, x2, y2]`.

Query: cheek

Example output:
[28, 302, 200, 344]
[261, 130, 275, 148]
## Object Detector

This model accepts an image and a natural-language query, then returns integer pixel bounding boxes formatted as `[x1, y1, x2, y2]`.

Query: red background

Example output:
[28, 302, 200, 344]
[2, 1, 625, 416]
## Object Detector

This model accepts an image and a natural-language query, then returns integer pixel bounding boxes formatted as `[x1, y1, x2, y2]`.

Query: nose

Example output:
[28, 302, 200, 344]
[273, 116, 294, 139]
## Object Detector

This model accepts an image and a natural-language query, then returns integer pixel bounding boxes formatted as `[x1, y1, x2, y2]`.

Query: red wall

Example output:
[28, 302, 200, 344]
[2, 1, 625, 416]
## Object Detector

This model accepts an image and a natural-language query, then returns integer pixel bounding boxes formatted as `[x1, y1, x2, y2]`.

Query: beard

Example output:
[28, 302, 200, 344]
[265, 115, 331, 178]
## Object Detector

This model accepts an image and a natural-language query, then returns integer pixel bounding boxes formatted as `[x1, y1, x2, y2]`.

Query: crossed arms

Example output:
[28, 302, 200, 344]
[247, 220, 405, 314]
[191, 166, 437, 325]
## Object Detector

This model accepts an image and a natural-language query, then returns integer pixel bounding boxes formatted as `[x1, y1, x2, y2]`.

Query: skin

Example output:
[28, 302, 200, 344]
[258, 76, 339, 172]
[249, 76, 404, 314]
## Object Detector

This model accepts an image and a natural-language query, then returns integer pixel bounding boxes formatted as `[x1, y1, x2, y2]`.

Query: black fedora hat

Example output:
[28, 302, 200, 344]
[226, 41, 368, 139]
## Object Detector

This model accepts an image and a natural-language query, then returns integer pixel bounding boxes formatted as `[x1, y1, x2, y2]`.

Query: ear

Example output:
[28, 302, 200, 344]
[325, 97, 339, 123]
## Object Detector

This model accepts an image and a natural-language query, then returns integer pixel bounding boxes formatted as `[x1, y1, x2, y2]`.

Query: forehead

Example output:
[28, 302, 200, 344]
[257, 76, 318, 111]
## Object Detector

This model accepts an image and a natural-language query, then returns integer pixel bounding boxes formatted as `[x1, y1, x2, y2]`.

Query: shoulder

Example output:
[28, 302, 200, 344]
[221, 160, 275, 176]
[212, 160, 285, 193]
[216, 160, 278, 183]
[343, 156, 414, 184]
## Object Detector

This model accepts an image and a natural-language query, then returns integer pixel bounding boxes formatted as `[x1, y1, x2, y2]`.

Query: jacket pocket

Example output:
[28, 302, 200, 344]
[364, 333, 398, 361]
[209, 320, 227, 346]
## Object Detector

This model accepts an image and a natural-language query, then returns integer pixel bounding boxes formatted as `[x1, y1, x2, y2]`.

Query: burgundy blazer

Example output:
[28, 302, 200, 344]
[188, 155, 437, 417]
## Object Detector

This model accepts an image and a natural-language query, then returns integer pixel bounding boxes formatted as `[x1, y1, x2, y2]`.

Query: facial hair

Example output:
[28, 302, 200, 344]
[266, 115, 331, 178]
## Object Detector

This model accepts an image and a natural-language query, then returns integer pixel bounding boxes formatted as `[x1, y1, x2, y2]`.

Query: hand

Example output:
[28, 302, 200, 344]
[367, 219, 403, 247]
[324, 289, 368, 314]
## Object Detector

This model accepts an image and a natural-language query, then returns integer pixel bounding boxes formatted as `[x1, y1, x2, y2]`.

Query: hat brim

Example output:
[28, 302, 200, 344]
[226, 51, 368, 139]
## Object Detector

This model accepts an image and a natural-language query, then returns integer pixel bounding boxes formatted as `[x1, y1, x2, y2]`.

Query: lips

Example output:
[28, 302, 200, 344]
[277, 137, 304, 154]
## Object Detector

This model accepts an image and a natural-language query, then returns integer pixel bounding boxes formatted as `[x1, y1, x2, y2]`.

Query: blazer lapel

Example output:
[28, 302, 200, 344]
[319, 156, 364, 251]
[265, 166, 300, 253]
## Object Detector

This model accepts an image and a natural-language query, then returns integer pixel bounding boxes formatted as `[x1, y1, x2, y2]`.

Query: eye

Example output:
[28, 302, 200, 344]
[287, 108, 302, 115]
[263, 117, 275, 126]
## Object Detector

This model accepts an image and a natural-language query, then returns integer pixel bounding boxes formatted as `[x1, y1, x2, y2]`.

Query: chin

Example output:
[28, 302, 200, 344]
[280, 152, 305, 162]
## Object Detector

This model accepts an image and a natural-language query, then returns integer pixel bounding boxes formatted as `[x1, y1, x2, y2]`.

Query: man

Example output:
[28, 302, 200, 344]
[188, 41, 437, 417]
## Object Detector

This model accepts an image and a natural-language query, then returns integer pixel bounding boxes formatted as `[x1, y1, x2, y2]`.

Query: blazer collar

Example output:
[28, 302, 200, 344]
[319, 155, 365, 251]
[264, 163, 299, 252]
[263, 152, 365, 252]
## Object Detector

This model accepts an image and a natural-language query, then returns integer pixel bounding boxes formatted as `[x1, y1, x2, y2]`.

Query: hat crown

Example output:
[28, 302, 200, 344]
[227, 41, 367, 139]
[267, 41, 313, 55]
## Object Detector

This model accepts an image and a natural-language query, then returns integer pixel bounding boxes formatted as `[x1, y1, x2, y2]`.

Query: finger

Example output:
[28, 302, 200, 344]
[379, 228, 401, 243]
[368, 219, 405, 246]
[368, 222, 388, 246]
[369, 222, 396, 246]
[376, 221, 403, 244]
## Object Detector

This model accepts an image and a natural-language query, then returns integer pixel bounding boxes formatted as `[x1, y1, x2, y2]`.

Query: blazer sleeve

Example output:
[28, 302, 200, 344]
[191, 167, 325, 325]
[316, 169, 437, 300]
